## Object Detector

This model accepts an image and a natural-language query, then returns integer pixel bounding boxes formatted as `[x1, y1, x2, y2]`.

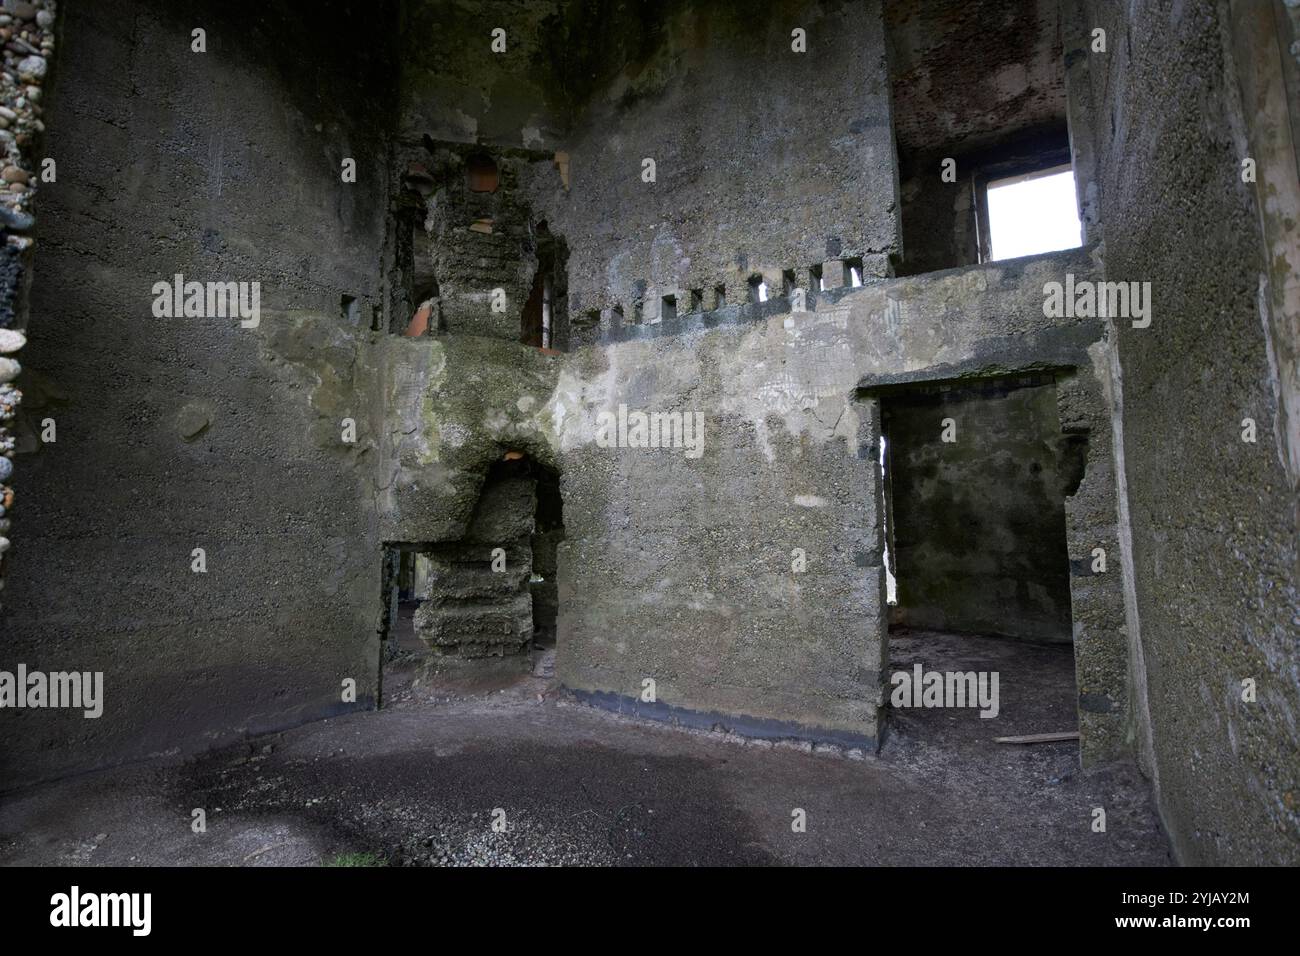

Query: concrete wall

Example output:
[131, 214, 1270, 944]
[397, 0, 568, 149]
[0, 0, 399, 785]
[884, 377, 1074, 642]
[528, 0, 901, 321]
[375, 334, 560, 546]
[553, 248, 1119, 747]
[1074, 0, 1300, 863]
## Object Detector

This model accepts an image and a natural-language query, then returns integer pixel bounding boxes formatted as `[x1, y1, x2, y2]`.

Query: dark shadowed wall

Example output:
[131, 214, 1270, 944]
[1, 0, 399, 786]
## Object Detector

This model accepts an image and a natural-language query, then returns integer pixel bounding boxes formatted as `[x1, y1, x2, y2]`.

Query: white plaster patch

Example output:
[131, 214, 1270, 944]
[794, 495, 828, 508]
[992, 62, 1029, 98]
[439, 423, 469, 449]
[551, 360, 621, 452]
[714, 310, 864, 462]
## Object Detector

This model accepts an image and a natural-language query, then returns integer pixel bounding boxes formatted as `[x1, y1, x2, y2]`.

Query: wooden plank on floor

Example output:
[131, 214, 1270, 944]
[993, 731, 1081, 744]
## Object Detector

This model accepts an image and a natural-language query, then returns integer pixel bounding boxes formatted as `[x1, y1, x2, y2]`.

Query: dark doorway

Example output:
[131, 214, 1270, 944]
[521, 223, 568, 350]
[879, 374, 1074, 642]
[875, 373, 1081, 746]
[377, 545, 435, 703]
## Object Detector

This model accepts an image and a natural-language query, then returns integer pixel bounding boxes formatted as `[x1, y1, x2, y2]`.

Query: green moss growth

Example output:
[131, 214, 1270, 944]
[324, 851, 384, 867]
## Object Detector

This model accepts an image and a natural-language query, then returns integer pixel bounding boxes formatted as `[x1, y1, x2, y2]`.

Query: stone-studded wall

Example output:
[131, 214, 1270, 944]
[0, 0, 56, 599]
[552, 247, 1123, 749]
[0, 0, 399, 785]
[1074, 0, 1300, 863]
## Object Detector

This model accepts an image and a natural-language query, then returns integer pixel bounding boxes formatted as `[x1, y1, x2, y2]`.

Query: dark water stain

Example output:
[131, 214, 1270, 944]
[175, 737, 776, 867]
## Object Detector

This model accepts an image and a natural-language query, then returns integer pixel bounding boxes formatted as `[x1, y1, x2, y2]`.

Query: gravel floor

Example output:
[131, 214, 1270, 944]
[0, 630, 1172, 866]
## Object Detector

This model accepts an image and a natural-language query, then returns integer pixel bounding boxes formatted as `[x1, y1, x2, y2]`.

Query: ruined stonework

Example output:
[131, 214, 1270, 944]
[0, 0, 1295, 871]
[389, 140, 566, 343]
[414, 472, 537, 659]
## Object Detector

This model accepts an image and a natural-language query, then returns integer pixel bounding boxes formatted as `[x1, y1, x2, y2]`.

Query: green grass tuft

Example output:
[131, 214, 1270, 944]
[324, 851, 384, 867]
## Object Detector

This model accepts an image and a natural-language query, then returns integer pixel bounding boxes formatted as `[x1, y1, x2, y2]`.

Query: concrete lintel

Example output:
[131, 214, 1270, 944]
[854, 324, 1104, 396]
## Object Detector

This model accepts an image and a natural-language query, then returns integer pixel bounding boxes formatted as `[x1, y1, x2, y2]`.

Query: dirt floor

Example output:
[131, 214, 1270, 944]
[0, 630, 1172, 866]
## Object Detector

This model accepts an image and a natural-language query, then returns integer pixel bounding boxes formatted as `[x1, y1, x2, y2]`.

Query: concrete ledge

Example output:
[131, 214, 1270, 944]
[596, 245, 1101, 346]
[569, 688, 881, 752]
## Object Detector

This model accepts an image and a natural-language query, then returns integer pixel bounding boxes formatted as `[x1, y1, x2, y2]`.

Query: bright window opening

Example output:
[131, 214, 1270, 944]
[985, 166, 1082, 261]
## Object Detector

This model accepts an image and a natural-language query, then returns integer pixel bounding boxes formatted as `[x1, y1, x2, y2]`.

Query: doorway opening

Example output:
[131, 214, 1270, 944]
[377, 545, 435, 703]
[875, 373, 1080, 744]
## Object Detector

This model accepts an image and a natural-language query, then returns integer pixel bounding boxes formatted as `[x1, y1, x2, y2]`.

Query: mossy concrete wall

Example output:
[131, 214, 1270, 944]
[374, 335, 560, 545]
[1074, 0, 1300, 862]
[372, 334, 561, 664]
[552, 248, 1126, 749]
